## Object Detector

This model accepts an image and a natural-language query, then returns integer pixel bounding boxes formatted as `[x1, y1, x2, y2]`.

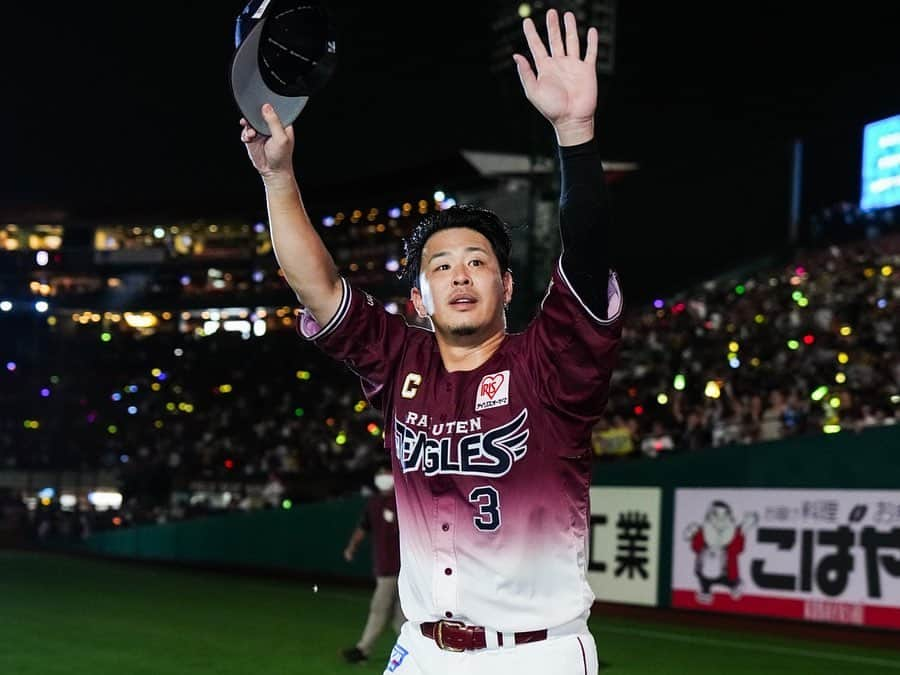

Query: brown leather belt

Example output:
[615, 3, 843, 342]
[420, 620, 549, 652]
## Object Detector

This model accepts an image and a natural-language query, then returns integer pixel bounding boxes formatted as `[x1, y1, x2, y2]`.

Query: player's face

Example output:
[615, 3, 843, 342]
[411, 228, 513, 342]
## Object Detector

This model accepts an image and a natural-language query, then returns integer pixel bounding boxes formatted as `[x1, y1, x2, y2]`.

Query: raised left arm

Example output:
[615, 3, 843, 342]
[514, 9, 613, 319]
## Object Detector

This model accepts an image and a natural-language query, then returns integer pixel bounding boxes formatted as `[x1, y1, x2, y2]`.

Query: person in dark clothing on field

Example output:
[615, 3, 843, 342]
[341, 463, 405, 664]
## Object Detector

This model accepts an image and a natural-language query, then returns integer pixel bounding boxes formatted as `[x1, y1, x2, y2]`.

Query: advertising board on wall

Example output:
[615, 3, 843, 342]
[672, 488, 900, 629]
[588, 486, 661, 606]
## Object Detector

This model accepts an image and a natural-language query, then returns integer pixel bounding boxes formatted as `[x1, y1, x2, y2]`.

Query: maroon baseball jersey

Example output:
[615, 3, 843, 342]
[299, 257, 623, 632]
[360, 491, 401, 577]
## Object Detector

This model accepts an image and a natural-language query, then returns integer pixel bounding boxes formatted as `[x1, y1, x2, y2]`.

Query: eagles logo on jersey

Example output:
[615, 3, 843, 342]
[394, 409, 530, 477]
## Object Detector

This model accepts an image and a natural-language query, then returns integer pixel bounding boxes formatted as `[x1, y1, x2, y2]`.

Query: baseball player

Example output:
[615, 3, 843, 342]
[240, 9, 622, 674]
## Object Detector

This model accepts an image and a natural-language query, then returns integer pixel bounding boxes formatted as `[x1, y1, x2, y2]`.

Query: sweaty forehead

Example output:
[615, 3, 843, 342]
[422, 227, 495, 261]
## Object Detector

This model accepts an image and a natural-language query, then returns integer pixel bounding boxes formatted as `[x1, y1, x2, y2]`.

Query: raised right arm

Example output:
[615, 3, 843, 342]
[240, 103, 343, 327]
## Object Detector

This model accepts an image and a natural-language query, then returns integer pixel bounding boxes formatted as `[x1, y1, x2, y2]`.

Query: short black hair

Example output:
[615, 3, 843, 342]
[401, 204, 512, 288]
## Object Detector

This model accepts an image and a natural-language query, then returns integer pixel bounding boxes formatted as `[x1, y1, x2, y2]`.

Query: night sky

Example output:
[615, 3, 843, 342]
[4, 1, 900, 300]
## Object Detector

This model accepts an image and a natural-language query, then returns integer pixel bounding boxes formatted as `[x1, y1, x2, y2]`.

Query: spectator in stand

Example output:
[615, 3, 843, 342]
[640, 420, 675, 458]
[591, 415, 635, 457]
[678, 408, 713, 451]
[261, 470, 285, 508]
[758, 390, 786, 442]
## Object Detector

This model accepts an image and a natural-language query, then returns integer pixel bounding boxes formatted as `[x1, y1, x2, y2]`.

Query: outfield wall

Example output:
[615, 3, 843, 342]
[82, 490, 374, 580]
[587, 424, 900, 630]
[80, 425, 900, 629]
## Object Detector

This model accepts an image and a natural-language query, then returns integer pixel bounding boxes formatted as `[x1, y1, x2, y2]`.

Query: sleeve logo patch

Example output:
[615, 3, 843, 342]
[475, 370, 510, 411]
[387, 643, 409, 671]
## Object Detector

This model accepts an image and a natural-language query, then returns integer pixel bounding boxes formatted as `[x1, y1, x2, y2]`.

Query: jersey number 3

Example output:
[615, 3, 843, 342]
[468, 486, 501, 532]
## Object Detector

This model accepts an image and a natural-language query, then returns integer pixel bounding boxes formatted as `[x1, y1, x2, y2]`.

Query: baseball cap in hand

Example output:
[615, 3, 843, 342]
[230, 0, 337, 135]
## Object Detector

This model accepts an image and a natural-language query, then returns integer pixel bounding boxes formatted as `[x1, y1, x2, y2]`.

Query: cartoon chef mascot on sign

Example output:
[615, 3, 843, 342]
[683, 500, 758, 604]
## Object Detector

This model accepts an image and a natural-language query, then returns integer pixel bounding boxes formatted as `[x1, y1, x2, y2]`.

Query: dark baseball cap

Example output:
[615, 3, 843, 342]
[230, 0, 337, 135]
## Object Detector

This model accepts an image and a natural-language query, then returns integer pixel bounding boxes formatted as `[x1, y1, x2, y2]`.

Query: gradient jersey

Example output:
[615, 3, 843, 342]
[300, 258, 623, 632]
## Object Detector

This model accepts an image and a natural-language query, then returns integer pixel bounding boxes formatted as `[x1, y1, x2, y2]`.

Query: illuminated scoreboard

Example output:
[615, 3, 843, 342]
[861, 114, 900, 211]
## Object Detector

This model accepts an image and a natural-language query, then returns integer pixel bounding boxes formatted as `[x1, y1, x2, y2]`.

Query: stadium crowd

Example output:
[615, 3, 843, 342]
[1, 226, 898, 532]
[599, 230, 900, 458]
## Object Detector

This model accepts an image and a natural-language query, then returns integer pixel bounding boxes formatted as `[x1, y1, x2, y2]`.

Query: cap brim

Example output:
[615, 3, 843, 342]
[230, 17, 309, 136]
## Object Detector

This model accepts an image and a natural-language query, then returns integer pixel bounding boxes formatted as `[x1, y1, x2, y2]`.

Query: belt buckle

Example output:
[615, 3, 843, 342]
[435, 620, 466, 652]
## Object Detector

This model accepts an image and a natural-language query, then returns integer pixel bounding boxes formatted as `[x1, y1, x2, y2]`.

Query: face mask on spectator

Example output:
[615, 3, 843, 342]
[374, 474, 394, 492]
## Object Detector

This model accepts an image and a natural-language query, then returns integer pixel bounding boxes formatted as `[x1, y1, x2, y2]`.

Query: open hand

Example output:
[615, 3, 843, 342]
[513, 9, 598, 143]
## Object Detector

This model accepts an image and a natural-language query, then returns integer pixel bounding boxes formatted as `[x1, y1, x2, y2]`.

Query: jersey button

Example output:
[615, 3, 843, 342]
[444, 568, 452, 576]
[445, 611, 453, 618]
[441, 523, 450, 532]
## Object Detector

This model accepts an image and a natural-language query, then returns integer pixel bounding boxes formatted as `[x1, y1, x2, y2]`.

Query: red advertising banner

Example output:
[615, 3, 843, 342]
[672, 489, 900, 630]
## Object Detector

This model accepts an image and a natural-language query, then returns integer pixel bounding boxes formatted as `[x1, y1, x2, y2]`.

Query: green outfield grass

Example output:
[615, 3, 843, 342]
[2, 550, 899, 674]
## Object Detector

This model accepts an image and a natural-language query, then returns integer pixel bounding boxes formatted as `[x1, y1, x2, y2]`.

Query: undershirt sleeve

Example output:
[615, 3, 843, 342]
[558, 137, 611, 319]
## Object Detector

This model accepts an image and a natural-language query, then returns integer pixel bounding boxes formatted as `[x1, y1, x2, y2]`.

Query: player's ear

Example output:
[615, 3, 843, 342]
[502, 270, 514, 306]
[410, 286, 429, 318]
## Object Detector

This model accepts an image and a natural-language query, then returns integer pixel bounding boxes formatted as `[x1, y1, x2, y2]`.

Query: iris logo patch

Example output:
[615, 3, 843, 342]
[475, 370, 510, 411]
[387, 643, 409, 671]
